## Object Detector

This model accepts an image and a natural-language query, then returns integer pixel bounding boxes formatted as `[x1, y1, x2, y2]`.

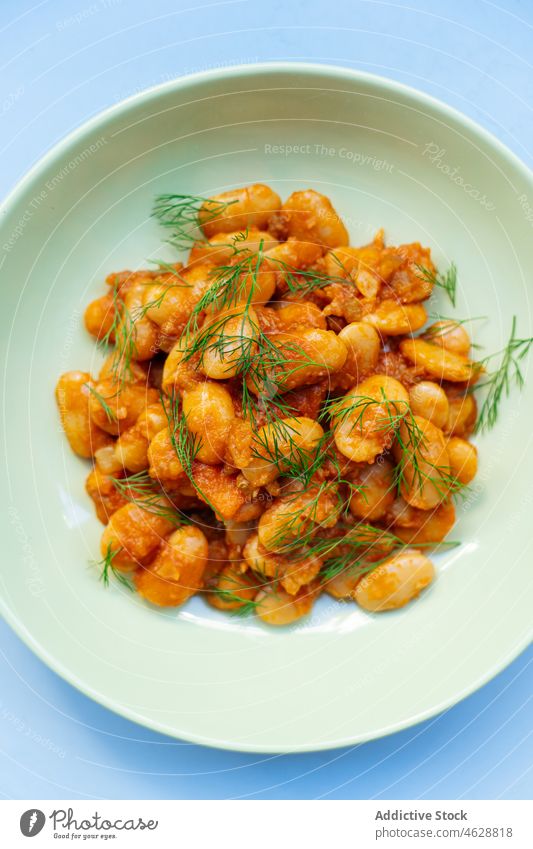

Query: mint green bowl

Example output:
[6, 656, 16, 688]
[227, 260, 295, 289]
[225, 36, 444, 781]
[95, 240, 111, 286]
[1, 63, 532, 752]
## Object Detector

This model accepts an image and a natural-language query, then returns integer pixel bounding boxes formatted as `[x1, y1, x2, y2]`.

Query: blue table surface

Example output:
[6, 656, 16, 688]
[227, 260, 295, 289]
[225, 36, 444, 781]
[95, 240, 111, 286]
[1, 0, 531, 800]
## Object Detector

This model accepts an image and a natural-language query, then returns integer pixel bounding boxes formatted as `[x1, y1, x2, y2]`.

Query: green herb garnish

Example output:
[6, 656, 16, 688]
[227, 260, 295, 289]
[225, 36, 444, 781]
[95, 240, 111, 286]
[475, 316, 533, 431]
[93, 543, 134, 591]
[417, 262, 457, 306]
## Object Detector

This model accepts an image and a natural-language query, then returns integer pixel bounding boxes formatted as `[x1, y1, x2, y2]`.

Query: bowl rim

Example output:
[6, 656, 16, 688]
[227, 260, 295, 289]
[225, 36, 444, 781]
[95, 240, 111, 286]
[2, 60, 532, 216]
[1, 61, 532, 753]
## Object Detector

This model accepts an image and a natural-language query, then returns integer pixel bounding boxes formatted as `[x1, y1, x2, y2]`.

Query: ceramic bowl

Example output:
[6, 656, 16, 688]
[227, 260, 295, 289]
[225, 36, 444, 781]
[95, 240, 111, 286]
[1, 63, 532, 752]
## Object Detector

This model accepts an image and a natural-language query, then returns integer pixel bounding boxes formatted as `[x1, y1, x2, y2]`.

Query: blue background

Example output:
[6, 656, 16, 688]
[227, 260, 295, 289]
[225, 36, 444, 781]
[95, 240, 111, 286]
[1, 0, 531, 800]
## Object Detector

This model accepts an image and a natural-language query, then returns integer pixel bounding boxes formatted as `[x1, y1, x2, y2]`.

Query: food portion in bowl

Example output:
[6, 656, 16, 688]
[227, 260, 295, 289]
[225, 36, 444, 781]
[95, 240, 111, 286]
[55, 183, 522, 625]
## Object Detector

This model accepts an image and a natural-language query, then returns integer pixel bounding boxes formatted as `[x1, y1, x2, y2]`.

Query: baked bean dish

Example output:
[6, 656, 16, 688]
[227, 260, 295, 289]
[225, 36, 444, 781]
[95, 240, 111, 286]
[55, 184, 531, 624]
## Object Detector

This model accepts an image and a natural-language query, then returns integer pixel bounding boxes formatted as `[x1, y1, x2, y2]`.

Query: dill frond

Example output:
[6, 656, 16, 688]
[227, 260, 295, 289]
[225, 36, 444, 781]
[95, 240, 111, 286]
[134, 263, 193, 321]
[152, 193, 238, 251]
[475, 316, 533, 432]
[266, 254, 349, 297]
[109, 471, 186, 525]
[97, 281, 137, 386]
[85, 383, 117, 422]
[321, 390, 467, 502]
[92, 543, 134, 591]
[253, 427, 332, 488]
[160, 390, 218, 513]
[319, 533, 460, 584]
[425, 314, 487, 340]
[221, 594, 259, 617]
[266, 482, 352, 554]
[417, 262, 457, 307]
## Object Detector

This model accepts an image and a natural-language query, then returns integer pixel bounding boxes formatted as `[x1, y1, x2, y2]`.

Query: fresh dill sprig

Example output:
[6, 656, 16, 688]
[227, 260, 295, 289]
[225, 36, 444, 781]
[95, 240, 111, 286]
[319, 533, 460, 583]
[266, 253, 350, 297]
[149, 259, 188, 276]
[391, 406, 428, 490]
[97, 279, 122, 350]
[182, 244, 268, 344]
[386, 402, 467, 499]
[320, 393, 395, 428]
[181, 281, 329, 423]
[252, 426, 332, 488]
[425, 314, 487, 338]
[211, 578, 261, 617]
[92, 543, 134, 591]
[183, 306, 259, 374]
[134, 265, 193, 322]
[256, 336, 332, 395]
[267, 482, 352, 553]
[85, 383, 117, 422]
[97, 281, 137, 386]
[322, 549, 391, 584]
[417, 262, 457, 307]
[181, 238, 354, 352]
[160, 390, 218, 513]
[215, 590, 259, 617]
[152, 193, 239, 251]
[475, 316, 533, 432]
[425, 314, 487, 351]
[109, 471, 186, 525]
[209, 568, 272, 617]
[321, 390, 467, 501]
[173, 238, 361, 429]
[311, 525, 401, 582]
